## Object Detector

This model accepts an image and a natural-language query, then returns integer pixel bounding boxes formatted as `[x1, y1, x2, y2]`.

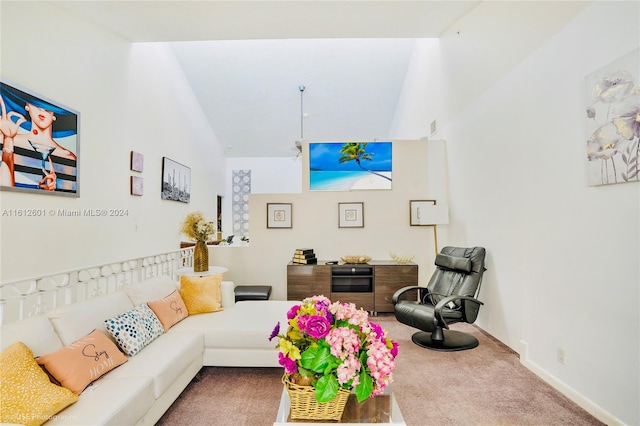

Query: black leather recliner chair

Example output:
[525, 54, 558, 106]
[392, 246, 487, 351]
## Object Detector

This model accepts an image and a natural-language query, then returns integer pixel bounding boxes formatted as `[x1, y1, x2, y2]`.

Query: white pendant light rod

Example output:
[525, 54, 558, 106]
[299, 85, 305, 140]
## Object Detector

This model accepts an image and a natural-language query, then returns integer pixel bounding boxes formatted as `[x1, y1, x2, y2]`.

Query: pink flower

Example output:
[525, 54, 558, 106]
[336, 354, 361, 384]
[326, 327, 360, 359]
[287, 305, 301, 320]
[305, 315, 331, 339]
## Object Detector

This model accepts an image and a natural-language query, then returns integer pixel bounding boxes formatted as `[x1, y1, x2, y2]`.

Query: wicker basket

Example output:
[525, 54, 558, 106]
[282, 374, 350, 421]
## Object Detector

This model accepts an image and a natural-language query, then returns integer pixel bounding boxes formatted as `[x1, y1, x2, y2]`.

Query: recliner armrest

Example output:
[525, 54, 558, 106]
[434, 295, 484, 328]
[392, 286, 424, 305]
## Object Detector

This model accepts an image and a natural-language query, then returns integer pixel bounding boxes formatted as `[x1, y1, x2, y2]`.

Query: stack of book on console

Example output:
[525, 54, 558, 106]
[292, 248, 317, 264]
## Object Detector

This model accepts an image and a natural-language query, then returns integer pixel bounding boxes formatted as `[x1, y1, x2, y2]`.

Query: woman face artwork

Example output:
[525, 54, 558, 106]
[1, 82, 78, 193]
[26, 103, 55, 134]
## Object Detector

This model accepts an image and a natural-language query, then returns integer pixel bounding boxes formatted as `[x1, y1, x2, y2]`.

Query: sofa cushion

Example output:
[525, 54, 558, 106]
[104, 304, 164, 356]
[123, 275, 178, 306]
[180, 275, 223, 314]
[46, 376, 155, 426]
[147, 290, 189, 332]
[172, 300, 298, 350]
[0, 342, 78, 426]
[36, 330, 128, 395]
[105, 331, 203, 398]
[0, 315, 64, 356]
[47, 292, 134, 346]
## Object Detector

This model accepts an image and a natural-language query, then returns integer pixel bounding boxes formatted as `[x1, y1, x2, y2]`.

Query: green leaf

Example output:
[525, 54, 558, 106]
[297, 366, 314, 377]
[315, 375, 339, 403]
[355, 371, 373, 402]
[300, 346, 334, 373]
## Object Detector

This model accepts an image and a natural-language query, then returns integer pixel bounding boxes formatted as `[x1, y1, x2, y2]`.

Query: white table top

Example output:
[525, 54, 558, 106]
[273, 387, 405, 425]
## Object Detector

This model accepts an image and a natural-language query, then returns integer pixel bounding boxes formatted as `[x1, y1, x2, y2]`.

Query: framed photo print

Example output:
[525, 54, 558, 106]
[1, 79, 80, 197]
[339, 202, 364, 228]
[267, 203, 292, 228]
[161, 157, 190, 203]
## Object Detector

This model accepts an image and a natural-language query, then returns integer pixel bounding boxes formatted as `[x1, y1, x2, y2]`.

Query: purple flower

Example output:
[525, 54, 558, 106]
[269, 322, 280, 341]
[287, 305, 301, 320]
[305, 315, 331, 339]
[278, 352, 297, 373]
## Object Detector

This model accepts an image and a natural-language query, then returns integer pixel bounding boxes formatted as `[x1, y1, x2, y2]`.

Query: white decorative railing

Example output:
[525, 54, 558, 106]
[0, 248, 195, 326]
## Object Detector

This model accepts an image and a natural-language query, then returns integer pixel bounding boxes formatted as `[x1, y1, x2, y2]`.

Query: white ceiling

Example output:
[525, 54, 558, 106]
[51, 1, 481, 157]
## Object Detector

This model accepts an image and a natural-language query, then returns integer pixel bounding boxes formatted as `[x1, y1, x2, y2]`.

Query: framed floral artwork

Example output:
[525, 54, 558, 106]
[585, 48, 639, 186]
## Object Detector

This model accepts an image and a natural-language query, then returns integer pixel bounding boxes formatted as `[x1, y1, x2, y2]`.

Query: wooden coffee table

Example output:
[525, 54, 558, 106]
[273, 386, 406, 425]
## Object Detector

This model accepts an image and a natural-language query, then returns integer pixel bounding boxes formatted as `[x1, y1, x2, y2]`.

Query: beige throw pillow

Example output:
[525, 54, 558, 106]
[147, 290, 189, 332]
[36, 329, 127, 395]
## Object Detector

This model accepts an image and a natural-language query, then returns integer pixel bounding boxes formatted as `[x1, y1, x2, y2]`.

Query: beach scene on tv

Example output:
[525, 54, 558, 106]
[309, 142, 392, 191]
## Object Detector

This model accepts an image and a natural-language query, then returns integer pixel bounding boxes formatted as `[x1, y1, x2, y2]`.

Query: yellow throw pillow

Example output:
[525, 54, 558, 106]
[36, 329, 128, 395]
[0, 342, 78, 426]
[147, 290, 189, 332]
[180, 274, 224, 314]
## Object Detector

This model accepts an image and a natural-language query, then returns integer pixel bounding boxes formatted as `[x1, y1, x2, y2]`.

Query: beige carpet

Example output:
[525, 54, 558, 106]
[157, 315, 602, 425]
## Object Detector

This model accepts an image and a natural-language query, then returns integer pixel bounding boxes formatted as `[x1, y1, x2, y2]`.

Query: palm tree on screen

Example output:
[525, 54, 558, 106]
[338, 142, 392, 181]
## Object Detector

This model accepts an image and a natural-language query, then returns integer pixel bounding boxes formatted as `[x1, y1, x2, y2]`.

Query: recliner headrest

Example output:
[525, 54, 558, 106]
[435, 253, 473, 273]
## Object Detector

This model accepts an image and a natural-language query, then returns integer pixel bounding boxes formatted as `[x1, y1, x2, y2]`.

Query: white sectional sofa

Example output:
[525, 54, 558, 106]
[1, 275, 297, 426]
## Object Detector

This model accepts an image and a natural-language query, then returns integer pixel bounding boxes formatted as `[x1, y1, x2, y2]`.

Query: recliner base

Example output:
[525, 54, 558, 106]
[411, 330, 479, 351]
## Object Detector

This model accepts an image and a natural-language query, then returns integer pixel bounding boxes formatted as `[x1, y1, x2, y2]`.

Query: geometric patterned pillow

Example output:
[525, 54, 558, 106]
[103, 304, 163, 356]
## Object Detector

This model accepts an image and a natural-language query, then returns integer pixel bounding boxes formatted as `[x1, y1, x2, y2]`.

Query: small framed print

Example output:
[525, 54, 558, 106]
[130, 151, 144, 172]
[267, 203, 292, 228]
[339, 202, 364, 228]
[130, 176, 143, 196]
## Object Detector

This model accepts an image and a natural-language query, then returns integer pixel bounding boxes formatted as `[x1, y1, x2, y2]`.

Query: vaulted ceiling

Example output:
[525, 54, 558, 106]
[48, 1, 480, 157]
[49, 1, 585, 158]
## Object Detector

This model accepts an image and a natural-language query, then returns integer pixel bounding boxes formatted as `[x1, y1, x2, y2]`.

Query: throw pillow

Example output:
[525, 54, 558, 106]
[103, 304, 164, 356]
[180, 274, 224, 315]
[36, 329, 127, 395]
[123, 275, 179, 306]
[1, 342, 78, 426]
[147, 290, 189, 332]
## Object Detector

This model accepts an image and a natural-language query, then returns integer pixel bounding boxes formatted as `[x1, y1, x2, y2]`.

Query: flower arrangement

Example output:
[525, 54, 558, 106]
[269, 295, 398, 403]
[180, 211, 215, 242]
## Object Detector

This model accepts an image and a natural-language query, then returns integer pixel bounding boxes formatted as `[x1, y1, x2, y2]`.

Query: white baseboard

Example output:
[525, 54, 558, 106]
[519, 340, 624, 426]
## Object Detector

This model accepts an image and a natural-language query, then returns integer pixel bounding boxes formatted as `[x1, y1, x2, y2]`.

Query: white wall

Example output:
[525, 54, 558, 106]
[393, 2, 639, 424]
[0, 2, 225, 282]
[211, 139, 448, 300]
